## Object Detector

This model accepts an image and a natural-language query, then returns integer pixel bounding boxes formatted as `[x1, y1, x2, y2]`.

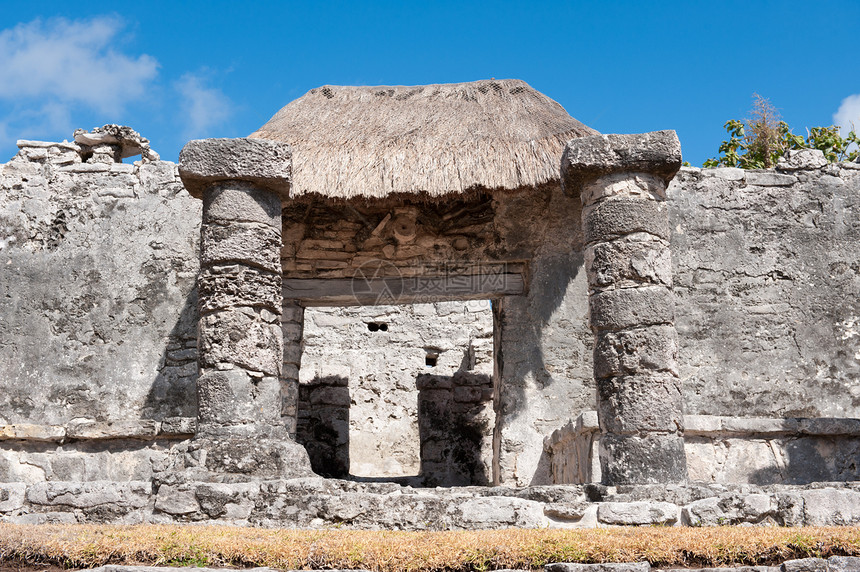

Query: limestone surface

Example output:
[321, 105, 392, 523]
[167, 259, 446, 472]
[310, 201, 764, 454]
[178, 138, 292, 199]
[561, 130, 682, 193]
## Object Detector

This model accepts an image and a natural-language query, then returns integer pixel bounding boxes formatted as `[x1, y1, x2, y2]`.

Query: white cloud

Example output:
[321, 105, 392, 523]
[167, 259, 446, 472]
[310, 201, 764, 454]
[0, 16, 158, 115]
[834, 94, 860, 136]
[174, 72, 232, 139]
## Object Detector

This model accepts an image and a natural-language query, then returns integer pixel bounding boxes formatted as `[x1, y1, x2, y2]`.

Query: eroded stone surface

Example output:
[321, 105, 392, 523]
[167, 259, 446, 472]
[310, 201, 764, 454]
[178, 138, 292, 199]
[561, 130, 682, 193]
[3, 478, 860, 528]
[597, 501, 679, 525]
[547, 564, 650, 572]
[669, 165, 860, 419]
[0, 138, 199, 429]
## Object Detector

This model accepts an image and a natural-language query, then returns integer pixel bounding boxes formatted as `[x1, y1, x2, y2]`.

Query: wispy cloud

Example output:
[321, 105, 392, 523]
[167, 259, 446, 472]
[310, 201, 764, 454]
[0, 16, 158, 145]
[174, 72, 232, 140]
[834, 94, 860, 136]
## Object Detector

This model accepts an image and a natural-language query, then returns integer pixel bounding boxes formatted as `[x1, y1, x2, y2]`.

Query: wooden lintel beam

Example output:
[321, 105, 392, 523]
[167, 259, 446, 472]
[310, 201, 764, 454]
[283, 273, 525, 307]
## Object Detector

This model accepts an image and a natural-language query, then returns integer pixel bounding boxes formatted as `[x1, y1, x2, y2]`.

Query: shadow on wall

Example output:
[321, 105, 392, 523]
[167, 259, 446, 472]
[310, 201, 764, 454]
[747, 432, 860, 485]
[492, 185, 589, 486]
[142, 288, 199, 421]
[417, 370, 494, 486]
[296, 375, 350, 478]
[294, 369, 495, 486]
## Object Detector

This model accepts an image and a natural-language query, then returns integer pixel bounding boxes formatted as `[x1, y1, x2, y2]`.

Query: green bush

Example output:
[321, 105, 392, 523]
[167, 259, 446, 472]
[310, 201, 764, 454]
[704, 94, 859, 168]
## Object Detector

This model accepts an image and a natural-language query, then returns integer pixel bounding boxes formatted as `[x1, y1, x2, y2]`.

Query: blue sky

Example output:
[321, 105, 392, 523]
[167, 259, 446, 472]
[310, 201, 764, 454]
[1, 0, 858, 166]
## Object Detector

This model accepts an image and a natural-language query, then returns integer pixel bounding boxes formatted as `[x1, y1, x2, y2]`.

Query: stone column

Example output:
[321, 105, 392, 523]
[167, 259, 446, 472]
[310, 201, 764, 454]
[561, 130, 687, 484]
[179, 138, 312, 478]
[281, 300, 304, 438]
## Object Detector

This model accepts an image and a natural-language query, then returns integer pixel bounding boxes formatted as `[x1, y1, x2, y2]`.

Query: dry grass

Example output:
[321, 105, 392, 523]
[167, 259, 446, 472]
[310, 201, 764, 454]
[1, 525, 860, 571]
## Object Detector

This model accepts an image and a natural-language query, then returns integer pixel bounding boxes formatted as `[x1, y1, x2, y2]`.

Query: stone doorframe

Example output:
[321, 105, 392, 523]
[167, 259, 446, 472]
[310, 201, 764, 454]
[178, 130, 687, 485]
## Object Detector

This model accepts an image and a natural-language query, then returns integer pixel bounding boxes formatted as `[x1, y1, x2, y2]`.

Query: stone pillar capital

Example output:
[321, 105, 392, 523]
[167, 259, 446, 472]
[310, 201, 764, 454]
[178, 137, 292, 200]
[561, 130, 682, 197]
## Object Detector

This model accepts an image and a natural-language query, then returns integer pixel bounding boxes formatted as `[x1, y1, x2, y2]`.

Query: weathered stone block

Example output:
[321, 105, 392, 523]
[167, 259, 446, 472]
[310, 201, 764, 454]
[596, 501, 679, 525]
[155, 485, 199, 515]
[542, 501, 590, 520]
[797, 417, 860, 435]
[745, 172, 798, 187]
[579, 172, 669, 205]
[281, 300, 304, 326]
[597, 373, 683, 434]
[682, 415, 723, 434]
[586, 239, 672, 290]
[594, 325, 678, 379]
[66, 420, 159, 440]
[701, 166, 746, 180]
[453, 386, 484, 403]
[546, 563, 651, 572]
[782, 559, 828, 572]
[26, 481, 151, 508]
[584, 198, 670, 244]
[160, 417, 197, 436]
[195, 482, 259, 518]
[283, 340, 302, 365]
[201, 221, 282, 273]
[801, 488, 860, 525]
[681, 493, 789, 526]
[0, 424, 65, 442]
[0, 483, 26, 512]
[589, 286, 675, 331]
[190, 435, 312, 478]
[416, 375, 454, 390]
[178, 137, 291, 199]
[777, 149, 828, 171]
[599, 433, 687, 484]
[138, 161, 177, 192]
[721, 417, 794, 434]
[456, 496, 547, 529]
[197, 369, 282, 426]
[309, 386, 351, 407]
[199, 309, 283, 376]
[198, 265, 282, 314]
[827, 557, 860, 572]
[561, 130, 682, 194]
[203, 182, 282, 227]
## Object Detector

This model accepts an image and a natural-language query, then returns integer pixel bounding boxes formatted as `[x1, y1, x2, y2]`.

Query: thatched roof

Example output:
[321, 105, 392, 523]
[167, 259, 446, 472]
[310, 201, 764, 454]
[250, 79, 597, 200]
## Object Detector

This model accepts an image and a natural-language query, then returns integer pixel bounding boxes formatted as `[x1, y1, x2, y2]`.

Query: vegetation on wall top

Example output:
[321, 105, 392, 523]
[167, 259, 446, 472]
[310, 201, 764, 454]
[704, 94, 859, 168]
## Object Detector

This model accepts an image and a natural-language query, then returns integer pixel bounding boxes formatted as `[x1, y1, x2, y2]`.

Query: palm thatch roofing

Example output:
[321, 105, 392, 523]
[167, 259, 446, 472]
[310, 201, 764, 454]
[250, 79, 597, 200]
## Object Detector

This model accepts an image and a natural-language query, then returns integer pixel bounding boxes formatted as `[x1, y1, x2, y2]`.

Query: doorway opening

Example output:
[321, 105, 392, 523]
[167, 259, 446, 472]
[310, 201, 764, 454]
[296, 300, 494, 485]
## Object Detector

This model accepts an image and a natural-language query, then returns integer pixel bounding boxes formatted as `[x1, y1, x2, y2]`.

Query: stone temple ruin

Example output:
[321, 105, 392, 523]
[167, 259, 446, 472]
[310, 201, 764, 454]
[0, 79, 859, 528]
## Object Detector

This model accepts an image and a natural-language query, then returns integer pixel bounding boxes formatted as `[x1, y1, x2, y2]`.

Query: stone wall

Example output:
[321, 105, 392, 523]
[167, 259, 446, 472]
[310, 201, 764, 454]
[547, 412, 860, 485]
[5, 477, 860, 528]
[0, 138, 200, 485]
[668, 153, 860, 418]
[0, 139, 200, 427]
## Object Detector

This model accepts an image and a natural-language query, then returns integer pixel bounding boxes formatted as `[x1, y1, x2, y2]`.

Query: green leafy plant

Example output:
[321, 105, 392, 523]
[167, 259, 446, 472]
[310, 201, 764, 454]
[704, 94, 859, 168]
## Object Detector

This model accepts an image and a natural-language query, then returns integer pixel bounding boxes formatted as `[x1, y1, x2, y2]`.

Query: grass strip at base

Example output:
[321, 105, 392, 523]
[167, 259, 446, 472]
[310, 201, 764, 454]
[0, 525, 859, 571]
